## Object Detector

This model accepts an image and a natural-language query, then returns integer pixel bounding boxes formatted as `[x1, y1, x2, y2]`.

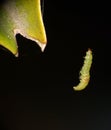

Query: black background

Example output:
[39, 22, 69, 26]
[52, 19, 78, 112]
[0, 0, 110, 130]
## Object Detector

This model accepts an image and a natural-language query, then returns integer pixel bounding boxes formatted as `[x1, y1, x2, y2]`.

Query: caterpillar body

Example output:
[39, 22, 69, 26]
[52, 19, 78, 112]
[73, 49, 93, 91]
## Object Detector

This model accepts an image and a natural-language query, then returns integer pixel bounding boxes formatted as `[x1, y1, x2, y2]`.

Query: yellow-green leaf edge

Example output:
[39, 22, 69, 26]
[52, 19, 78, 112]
[0, 0, 47, 56]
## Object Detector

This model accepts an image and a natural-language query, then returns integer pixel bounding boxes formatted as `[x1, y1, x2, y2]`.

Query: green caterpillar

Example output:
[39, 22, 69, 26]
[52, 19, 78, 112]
[73, 49, 93, 91]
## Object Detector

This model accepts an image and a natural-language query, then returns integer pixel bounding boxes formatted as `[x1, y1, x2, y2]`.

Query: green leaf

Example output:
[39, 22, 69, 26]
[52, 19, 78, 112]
[0, 0, 47, 56]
